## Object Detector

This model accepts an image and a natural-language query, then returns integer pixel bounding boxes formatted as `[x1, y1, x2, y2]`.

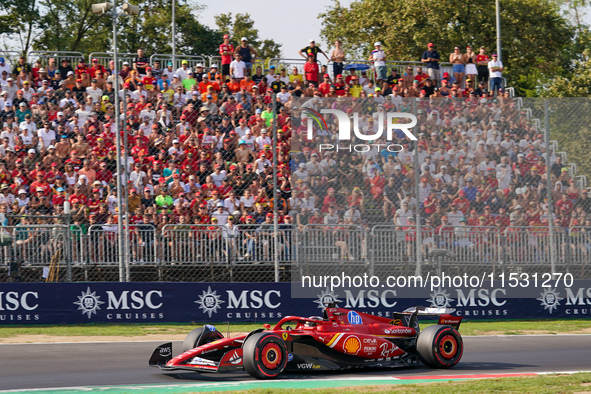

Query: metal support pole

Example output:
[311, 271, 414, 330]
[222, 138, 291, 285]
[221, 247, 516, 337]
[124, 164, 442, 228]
[545, 100, 556, 274]
[122, 87, 130, 280]
[111, 0, 125, 283]
[272, 95, 279, 282]
[172, 0, 176, 70]
[413, 98, 422, 276]
[496, 0, 502, 61]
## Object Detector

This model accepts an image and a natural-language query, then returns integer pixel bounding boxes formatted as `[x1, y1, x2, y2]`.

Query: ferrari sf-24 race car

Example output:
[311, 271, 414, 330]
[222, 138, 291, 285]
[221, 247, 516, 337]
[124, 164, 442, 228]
[149, 304, 463, 379]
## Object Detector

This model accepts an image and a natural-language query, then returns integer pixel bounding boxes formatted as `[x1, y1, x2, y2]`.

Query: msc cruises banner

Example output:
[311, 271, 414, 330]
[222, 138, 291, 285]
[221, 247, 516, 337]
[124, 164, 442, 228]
[1, 281, 591, 325]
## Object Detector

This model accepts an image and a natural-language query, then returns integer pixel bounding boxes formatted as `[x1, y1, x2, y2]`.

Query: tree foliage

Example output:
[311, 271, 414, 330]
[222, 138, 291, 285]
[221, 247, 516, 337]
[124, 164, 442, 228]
[319, 0, 577, 96]
[115, 0, 222, 57]
[35, 0, 110, 54]
[214, 12, 282, 60]
[1, 0, 43, 54]
[541, 50, 591, 97]
[3, 0, 241, 58]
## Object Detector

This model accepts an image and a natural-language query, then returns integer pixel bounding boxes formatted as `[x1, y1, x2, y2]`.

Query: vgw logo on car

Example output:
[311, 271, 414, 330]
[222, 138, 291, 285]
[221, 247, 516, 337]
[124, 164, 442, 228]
[303, 108, 417, 153]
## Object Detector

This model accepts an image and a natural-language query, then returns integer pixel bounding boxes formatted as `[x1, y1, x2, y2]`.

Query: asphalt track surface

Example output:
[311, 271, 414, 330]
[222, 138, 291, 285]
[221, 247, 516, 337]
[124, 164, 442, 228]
[2, 335, 591, 391]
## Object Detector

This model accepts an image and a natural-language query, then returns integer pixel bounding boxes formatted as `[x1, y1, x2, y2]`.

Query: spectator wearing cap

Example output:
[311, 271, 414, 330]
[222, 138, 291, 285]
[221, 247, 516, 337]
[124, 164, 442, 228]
[317, 73, 332, 96]
[234, 37, 257, 75]
[20, 81, 36, 101]
[182, 69, 197, 91]
[264, 65, 277, 84]
[299, 39, 329, 63]
[219, 34, 235, 77]
[3, 77, 18, 100]
[175, 60, 190, 81]
[18, 110, 36, 138]
[88, 58, 105, 79]
[159, 61, 173, 82]
[421, 42, 441, 85]
[369, 42, 387, 81]
[509, 204, 525, 225]
[86, 78, 103, 103]
[349, 75, 363, 97]
[0, 57, 11, 77]
[56, 58, 73, 79]
[141, 66, 157, 94]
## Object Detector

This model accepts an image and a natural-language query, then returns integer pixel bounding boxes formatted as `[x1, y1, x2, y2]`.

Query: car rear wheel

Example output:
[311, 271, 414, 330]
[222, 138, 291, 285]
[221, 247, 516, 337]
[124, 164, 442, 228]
[416, 325, 463, 368]
[243, 332, 288, 379]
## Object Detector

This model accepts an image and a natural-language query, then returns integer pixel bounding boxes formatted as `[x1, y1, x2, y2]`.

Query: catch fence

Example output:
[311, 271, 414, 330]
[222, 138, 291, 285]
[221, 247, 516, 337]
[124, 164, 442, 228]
[0, 225, 587, 283]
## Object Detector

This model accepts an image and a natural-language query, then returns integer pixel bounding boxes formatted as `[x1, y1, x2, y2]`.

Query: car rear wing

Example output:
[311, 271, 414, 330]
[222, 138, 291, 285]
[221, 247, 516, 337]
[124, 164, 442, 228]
[402, 307, 462, 330]
[403, 307, 456, 315]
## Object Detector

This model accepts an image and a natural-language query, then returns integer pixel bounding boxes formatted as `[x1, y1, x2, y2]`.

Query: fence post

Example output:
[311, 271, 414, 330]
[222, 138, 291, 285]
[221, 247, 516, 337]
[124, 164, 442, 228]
[544, 100, 556, 275]
[412, 98, 422, 276]
[272, 94, 279, 282]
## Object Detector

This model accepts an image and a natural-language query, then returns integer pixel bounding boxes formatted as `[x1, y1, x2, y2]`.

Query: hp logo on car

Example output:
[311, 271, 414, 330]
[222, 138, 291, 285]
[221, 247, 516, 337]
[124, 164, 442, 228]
[347, 311, 363, 325]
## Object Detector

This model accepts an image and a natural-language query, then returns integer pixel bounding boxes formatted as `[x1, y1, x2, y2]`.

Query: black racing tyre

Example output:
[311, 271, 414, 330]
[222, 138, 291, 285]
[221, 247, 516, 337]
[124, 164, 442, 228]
[182, 327, 205, 353]
[243, 332, 288, 379]
[416, 325, 463, 368]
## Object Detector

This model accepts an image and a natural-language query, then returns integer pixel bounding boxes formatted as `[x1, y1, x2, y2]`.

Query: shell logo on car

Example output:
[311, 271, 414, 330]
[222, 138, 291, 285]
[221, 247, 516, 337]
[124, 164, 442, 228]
[343, 336, 361, 355]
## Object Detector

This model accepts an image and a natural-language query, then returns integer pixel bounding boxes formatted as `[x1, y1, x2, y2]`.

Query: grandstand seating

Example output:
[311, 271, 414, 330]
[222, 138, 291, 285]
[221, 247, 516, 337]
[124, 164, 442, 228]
[0, 52, 589, 282]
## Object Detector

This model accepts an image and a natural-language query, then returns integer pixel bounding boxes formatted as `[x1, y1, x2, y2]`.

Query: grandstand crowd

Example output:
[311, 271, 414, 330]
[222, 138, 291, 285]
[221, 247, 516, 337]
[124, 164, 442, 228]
[0, 39, 589, 246]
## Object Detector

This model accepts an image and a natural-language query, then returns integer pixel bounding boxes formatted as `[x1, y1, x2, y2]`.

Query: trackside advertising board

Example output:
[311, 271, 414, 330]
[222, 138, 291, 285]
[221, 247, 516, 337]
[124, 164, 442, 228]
[1, 281, 591, 324]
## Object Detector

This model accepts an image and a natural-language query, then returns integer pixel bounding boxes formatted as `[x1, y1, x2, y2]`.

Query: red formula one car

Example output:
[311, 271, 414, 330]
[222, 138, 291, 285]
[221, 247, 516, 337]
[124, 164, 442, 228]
[149, 304, 463, 379]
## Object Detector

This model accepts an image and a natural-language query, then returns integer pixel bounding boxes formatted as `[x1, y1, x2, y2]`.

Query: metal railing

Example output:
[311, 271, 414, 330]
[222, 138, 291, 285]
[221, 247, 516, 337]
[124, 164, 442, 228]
[3, 223, 589, 282]
[28, 51, 84, 67]
[88, 52, 136, 69]
[208, 55, 222, 69]
[150, 54, 207, 71]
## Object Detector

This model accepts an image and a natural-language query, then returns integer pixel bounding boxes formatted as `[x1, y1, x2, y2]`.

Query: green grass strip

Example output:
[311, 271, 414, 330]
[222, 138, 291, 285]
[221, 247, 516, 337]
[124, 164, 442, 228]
[8, 373, 591, 394]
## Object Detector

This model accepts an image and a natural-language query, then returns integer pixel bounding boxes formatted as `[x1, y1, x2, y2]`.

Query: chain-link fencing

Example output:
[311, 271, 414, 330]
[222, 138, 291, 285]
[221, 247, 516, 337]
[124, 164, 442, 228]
[2, 51, 591, 285]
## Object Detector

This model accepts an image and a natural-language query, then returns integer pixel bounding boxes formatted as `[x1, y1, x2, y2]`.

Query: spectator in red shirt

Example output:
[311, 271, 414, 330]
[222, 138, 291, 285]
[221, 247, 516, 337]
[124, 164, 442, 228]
[303, 54, 319, 87]
[69, 184, 88, 205]
[453, 190, 470, 215]
[414, 66, 429, 87]
[219, 35, 234, 77]
[318, 74, 331, 96]
[556, 193, 574, 215]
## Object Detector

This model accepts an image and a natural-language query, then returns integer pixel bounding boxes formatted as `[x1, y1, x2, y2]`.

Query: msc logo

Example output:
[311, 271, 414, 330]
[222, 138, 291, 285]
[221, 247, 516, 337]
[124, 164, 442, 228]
[304, 108, 418, 141]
